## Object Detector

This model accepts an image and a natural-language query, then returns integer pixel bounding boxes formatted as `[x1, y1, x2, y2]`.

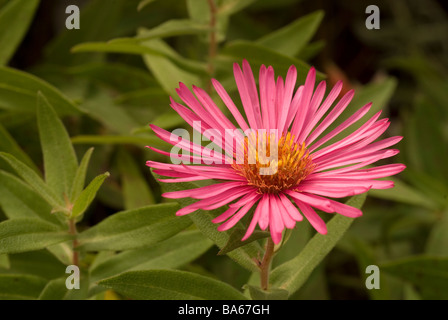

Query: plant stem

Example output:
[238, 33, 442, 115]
[260, 237, 275, 291]
[206, 0, 217, 94]
[68, 219, 79, 267]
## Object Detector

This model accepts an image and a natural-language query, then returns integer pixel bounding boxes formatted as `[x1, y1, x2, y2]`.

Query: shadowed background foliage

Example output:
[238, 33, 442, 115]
[0, 0, 447, 300]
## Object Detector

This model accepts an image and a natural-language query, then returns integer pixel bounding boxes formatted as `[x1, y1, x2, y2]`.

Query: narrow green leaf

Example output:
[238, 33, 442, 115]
[153, 171, 262, 273]
[0, 274, 47, 300]
[0, 67, 80, 115]
[79, 92, 141, 134]
[0, 0, 39, 65]
[0, 170, 61, 225]
[69, 147, 94, 202]
[0, 254, 9, 269]
[0, 152, 66, 211]
[369, 177, 437, 210]
[0, 218, 72, 254]
[6, 250, 66, 280]
[71, 134, 167, 148]
[77, 203, 191, 251]
[90, 230, 213, 282]
[245, 284, 289, 300]
[117, 149, 155, 210]
[0, 123, 40, 174]
[47, 241, 73, 266]
[99, 270, 248, 300]
[142, 38, 202, 97]
[426, 209, 448, 256]
[270, 193, 367, 295]
[71, 41, 162, 56]
[67, 62, 157, 92]
[71, 172, 110, 218]
[37, 92, 78, 198]
[218, 0, 257, 16]
[137, 0, 156, 11]
[256, 11, 324, 57]
[38, 278, 69, 300]
[381, 256, 448, 300]
[127, 19, 210, 40]
[218, 229, 270, 256]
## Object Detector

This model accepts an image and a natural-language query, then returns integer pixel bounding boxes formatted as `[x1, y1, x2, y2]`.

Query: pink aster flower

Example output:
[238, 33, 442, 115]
[146, 60, 405, 244]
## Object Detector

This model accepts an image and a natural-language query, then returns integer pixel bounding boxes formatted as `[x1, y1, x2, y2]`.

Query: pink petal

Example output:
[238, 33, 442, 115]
[295, 201, 327, 235]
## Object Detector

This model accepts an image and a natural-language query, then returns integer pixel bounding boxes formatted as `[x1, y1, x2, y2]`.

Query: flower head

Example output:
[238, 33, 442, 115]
[147, 60, 405, 244]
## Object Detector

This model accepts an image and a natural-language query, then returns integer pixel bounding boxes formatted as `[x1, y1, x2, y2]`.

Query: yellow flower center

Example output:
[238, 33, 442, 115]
[232, 132, 315, 194]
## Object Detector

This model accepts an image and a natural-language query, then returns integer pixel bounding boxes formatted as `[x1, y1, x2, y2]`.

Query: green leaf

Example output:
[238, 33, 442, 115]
[67, 62, 157, 92]
[270, 193, 367, 296]
[426, 209, 448, 256]
[37, 92, 79, 198]
[0, 170, 61, 225]
[0, 218, 72, 254]
[220, 40, 325, 83]
[0, 0, 39, 66]
[244, 284, 289, 300]
[129, 19, 210, 40]
[71, 172, 110, 219]
[38, 278, 69, 300]
[69, 147, 94, 203]
[256, 11, 324, 57]
[142, 38, 203, 97]
[381, 256, 448, 300]
[0, 254, 9, 269]
[153, 171, 262, 273]
[79, 91, 141, 134]
[77, 203, 191, 251]
[218, 229, 270, 256]
[71, 134, 167, 148]
[5, 250, 66, 279]
[218, 0, 257, 16]
[99, 270, 248, 300]
[0, 123, 40, 174]
[137, 0, 156, 11]
[117, 149, 155, 210]
[0, 67, 80, 115]
[0, 274, 47, 300]
[369, 177, 437, 210]
[90, 230, 213, 282]
[0, 152, 66, 211]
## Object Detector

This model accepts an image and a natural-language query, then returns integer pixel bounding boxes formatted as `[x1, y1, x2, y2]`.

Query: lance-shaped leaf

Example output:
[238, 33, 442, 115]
[270, 193, 367, 296]
[0, 124, 40, 174]
[89, 230, 213, 282]
[244, 284, 289, 300]
[77, 203, 191, 251]
[70, 172, 110, 219]
[0, 274, 47, 300]
[0, 152, 66, 212]
[0, 218, 72, 254]
[0, 170, 61, 226]
[256, 11, 324, 57]
[69, 147, 94, 202]
[99, 270, 249, 300]
[0, 67, 79, 115]
[37, 92, 79, 198]
[0, 0, 40, 66]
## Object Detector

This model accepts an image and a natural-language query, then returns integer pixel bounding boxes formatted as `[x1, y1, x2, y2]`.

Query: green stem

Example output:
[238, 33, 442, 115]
[260, 237, 275, 291]
[68, 219, 79, 267]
